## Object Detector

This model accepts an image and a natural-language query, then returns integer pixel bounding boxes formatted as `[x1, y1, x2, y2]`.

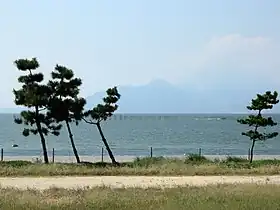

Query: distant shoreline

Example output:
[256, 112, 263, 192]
[3, 155, 280, 163]
[1, 112, 280, 115]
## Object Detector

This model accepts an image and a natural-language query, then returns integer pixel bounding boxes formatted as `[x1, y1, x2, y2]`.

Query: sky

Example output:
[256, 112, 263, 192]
[0, 0, 280, 108]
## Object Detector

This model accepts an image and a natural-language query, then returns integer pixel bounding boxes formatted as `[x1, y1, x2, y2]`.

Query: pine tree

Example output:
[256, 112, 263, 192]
[47, 65, 86, 163]
[83, 87, 120, 165]
[237, 91, 279, 163]
[13, 58, 62, 164]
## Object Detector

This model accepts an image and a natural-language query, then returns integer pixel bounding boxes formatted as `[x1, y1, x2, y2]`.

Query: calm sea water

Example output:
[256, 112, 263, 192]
[0, 114, 280, 157]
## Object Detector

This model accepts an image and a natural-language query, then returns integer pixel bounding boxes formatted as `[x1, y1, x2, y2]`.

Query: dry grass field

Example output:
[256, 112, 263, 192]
[0, 155, 280, 176]
[0, 184, 279, 210]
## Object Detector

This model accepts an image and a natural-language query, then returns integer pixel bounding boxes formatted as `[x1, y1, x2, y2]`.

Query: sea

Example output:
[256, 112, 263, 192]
[0, 113, 280, 158]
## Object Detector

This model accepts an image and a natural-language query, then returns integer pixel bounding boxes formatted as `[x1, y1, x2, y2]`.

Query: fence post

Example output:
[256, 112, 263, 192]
[150, 147, 153, 158]
[198, 148, 202, 157]
[101, 147, 104, 162]
[1, 148, 3, 161]
[52, 148, 55, 163]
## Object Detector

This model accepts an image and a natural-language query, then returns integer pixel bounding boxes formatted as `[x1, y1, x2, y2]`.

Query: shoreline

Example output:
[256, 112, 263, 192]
[2, 155, 280, 163]
[0, 175, 279, 189]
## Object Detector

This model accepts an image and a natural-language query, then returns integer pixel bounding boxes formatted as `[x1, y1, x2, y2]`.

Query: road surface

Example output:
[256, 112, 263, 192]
[0, 175, 279, 190]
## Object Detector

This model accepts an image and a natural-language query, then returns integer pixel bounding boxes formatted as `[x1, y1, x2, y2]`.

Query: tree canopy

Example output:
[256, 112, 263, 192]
[83, 87, 121, 164]
[237, 91, 279, 162]
[47, 65, 86, 163]
[13, 58, 62, 163]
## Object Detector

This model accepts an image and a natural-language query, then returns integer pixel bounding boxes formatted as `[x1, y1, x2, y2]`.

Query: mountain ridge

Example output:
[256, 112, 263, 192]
[85, 79, 280, 113]
[2, 79, 280, 114]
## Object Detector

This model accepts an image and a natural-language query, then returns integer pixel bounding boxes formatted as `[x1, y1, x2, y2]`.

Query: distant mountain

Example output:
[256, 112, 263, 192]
[0, 107, 26, 114]
[86, 79, 190, 113]
[2, 80, 279, 114]
[85, 79, 279, 113]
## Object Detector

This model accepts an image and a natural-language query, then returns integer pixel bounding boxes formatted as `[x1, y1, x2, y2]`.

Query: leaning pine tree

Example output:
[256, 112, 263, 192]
[83, 87, 120, 165]
[13, 58, 62, 164]
[48, 65, 86, 163]
[237, 91, 279, 163]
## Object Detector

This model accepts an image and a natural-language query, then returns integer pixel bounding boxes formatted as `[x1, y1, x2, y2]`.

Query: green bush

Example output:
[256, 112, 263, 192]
[133, 156, 166, 167]
[225, 156, 248, 163]
[0, 160, 33, 167]
[185, 154, 209, 163]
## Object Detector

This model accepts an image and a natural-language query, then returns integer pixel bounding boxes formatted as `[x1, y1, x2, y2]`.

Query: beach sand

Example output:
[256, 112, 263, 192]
[3, 155, 280, 163]
[0, 175, 279, 190]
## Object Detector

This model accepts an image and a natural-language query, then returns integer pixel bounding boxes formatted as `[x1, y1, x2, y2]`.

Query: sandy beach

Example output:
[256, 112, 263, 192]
[3, 155, 280, 163]
[0, 175, 280, 190]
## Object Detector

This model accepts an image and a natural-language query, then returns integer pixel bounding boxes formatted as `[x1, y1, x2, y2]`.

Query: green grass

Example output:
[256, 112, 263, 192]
[0, 184, 279, 209]
[0, 156, 280, 176]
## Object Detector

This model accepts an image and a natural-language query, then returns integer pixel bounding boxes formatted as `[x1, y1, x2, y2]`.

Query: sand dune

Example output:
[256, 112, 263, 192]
[0, 175, 279, 190]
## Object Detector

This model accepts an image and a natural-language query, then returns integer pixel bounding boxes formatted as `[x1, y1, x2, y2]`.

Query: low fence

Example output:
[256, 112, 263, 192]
[0, 147, 256, 163]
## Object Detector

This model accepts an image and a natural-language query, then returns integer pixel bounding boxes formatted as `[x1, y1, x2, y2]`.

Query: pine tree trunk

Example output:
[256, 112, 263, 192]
[250, 123, 259, 164]
[35, 107, 49, 164]
[65, 120, 80, 163]
[250, 140, 255, 163]
[96, 122, 118, 165]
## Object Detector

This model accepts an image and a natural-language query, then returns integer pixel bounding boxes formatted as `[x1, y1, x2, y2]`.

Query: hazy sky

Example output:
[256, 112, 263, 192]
[0, 0, 279, 108]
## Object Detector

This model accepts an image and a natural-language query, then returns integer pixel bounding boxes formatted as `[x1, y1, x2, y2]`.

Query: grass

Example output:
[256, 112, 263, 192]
[0, 155, 280, 176]
[0, 184, 279, 209]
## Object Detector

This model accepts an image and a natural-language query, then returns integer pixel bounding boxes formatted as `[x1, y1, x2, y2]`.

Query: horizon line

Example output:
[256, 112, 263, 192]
[1, 112, 280, 115]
